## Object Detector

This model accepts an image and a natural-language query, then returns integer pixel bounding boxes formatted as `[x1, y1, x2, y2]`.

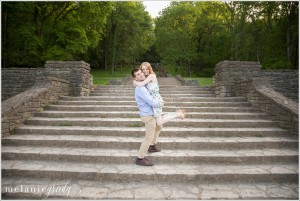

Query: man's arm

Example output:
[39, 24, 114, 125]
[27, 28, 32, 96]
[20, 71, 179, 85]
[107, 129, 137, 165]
[137, 87, 161, 108]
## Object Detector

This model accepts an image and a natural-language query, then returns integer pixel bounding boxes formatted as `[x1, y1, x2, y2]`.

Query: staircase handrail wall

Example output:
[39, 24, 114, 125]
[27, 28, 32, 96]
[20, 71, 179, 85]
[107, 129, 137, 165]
[214, 60, 299, 135]
[2, 61, 93, 101]
[1, 76, 70, 136]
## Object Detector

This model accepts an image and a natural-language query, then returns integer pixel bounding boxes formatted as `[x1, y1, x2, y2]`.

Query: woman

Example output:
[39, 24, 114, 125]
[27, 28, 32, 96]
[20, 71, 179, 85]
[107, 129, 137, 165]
[133, 62, 185, 126]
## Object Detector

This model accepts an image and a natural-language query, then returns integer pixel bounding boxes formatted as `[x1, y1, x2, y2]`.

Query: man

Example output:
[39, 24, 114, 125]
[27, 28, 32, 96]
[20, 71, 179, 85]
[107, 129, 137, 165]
[131, 68, 163, 166]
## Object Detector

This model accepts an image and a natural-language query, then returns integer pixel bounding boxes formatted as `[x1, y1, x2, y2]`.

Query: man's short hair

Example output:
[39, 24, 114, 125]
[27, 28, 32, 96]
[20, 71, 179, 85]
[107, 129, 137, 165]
[131, 68, 140, 78]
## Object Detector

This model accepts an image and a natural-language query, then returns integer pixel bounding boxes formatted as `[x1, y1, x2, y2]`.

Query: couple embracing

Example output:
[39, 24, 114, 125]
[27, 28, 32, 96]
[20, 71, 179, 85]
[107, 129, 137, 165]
[131, 62, 186, 166]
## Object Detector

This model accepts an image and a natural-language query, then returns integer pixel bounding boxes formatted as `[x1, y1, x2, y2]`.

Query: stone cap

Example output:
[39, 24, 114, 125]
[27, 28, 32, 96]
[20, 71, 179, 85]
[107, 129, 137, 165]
[1, 67, 44, 70]
[253, 80, 298, 116]
[2, 87, 48, 116]
[45, 61, 90, 70]
[215, 60, 262, 71]
[35, 76, 70, 84]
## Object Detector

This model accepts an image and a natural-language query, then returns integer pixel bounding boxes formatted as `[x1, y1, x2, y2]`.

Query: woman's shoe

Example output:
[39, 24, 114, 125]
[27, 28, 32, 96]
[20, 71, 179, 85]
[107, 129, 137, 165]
[177, 109, 186, 120]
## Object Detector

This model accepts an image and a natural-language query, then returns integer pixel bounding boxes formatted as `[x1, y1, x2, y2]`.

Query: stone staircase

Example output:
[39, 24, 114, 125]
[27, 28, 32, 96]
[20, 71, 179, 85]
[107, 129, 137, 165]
[2, 78, 299, 199]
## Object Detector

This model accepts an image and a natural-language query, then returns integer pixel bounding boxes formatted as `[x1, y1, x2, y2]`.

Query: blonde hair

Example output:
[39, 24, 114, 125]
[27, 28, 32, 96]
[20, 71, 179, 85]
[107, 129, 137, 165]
[140, 62, 156, 75]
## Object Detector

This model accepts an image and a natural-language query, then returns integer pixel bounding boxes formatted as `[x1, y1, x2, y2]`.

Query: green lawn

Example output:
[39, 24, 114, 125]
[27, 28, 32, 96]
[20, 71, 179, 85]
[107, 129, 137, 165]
[91, 68, 131, 85]
[91, 68, 213, 86]
[183, 77, 213, 86]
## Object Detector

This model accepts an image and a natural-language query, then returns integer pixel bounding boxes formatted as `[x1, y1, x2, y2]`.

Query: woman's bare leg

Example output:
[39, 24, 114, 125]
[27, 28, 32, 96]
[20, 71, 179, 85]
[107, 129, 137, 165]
[155, 110, 185, 126]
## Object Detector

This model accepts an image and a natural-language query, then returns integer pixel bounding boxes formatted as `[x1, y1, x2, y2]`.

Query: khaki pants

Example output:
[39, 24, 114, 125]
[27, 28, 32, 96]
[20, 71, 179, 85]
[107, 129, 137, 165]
[137, 116, 162, 159]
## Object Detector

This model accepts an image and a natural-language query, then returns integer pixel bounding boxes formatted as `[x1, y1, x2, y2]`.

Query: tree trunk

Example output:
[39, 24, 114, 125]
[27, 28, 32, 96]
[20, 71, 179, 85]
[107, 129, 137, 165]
[104, 37, 109, 70]
[225, 2, 236, 60]
[2, 12, 7, 67]
[111, 23, 118, 74]
[188, 61, 192, 77]
[287, 28, 291, 68]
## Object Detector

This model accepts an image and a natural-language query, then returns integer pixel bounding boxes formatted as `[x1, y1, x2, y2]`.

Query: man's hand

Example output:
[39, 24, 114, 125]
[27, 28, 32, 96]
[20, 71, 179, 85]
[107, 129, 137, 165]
[160, 101, 164, 107]
[133, 80, 137, 87]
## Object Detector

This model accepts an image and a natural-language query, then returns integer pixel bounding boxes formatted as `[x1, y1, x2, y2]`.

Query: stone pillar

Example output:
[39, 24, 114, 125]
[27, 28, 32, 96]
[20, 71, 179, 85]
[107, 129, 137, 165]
[44, 61, 92, 96]
[214, 60, 261, 97]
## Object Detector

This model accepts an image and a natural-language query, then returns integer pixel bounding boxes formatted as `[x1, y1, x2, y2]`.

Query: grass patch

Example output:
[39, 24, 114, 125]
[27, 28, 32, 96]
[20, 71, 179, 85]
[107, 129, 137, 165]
[126, 123, 141, 127]
[91, 67, 132, 85]
[91, 66, 213, 87]
[43, 103, 50, 110]
[58, 122, 73, 126]
[184, 77, 213, 86]
[9, 127, 17, 135]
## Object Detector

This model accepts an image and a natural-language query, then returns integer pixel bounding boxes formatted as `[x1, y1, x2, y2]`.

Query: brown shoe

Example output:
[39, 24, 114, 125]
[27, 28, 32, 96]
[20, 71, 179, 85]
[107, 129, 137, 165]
[144, 156, 151, 162]
[136, 158, 153, 166]
[148, 144, 161, 153]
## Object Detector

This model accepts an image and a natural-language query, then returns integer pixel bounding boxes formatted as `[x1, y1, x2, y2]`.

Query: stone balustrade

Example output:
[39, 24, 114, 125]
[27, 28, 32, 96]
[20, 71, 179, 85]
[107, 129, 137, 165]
[2, 61, 93, 101]
[1, 76, 70, 136]
[1, 61, 93, 136]
[260, 70, 298, 102]
[44, 61, 92, 96]
[214, 61, 299, 135]
[1, 68, 44, 101]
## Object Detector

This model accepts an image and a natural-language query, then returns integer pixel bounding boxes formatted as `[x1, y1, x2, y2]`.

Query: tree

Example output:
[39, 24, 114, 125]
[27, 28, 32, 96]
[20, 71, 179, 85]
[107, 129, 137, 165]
[154, 1, 298, 75]
[1, 1, 112, 67]
[155, 2, 197, 76]
[100, 1, 154, 73]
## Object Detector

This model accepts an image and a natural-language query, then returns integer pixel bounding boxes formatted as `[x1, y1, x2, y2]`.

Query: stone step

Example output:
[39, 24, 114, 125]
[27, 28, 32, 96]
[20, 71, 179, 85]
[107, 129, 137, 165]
[96, 84, 208, 87]
[93, 86, 213, 90]
[36, 111, 268, 119]
[2, 146, 298, 164]
[2, 135, 298, 150]
[2, 160, 298, 183]
[95, 84, 213, 90]
[90, 93, 216, 97]
[1, 176, 298, 199]
[141, 78, 183, 86]
[55, 100, 251, 107]
[46, 105, 262, 112]
[92, 89, 215, 94]
[25, 117, 279, 128]
[15, 126, 290, 137]
[59, 96, 246, 102]
[91, 90, 216, 94]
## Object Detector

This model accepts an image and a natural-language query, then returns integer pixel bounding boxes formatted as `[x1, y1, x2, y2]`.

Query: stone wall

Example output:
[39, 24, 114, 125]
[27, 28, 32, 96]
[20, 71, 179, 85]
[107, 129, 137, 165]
[1, 61, 93, 136]
[234, 78, 298, 134]
[214, 61, 262, 97]
[260, 70, 298, 102]
[44, 61, 92, 96]
[214, 60, 299, 135]
[1, 68, 44, 101]
[214, 61, 298, 102]
[249, 79, 298, 135]
[1, 61, 93, 101]
[1, 76, 70, 136]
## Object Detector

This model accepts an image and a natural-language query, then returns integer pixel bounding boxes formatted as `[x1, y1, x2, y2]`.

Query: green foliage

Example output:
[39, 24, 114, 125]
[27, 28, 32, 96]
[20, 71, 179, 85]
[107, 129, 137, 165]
[2, 1, 113, 67]
[2, 1, 298, 73]
[154, 1, 299, 73]
[101, 2, 154, 72]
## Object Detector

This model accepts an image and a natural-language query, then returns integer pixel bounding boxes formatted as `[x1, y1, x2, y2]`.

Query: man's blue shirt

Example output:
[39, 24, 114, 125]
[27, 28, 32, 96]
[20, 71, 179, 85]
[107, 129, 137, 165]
[135, 86, 160, 116]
